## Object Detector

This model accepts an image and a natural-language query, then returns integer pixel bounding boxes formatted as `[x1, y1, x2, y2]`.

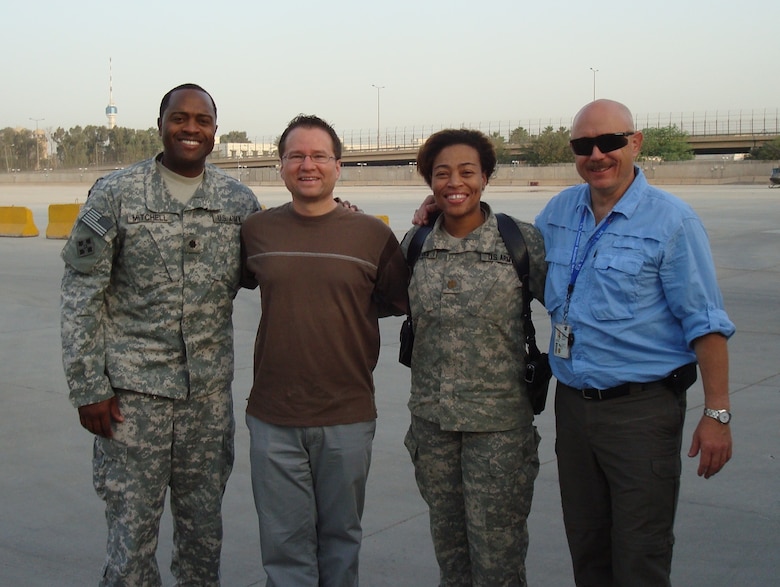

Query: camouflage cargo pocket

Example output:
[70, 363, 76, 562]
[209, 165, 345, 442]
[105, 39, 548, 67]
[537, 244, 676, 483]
[403, 425, 418, 463]
[92, 436, 127, 501]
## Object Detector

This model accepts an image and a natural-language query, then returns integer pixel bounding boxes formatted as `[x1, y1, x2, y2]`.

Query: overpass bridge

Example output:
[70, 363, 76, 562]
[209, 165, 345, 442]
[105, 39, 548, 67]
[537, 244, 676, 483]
[211, 132, 780, 170]
[683, 133, 778, 155]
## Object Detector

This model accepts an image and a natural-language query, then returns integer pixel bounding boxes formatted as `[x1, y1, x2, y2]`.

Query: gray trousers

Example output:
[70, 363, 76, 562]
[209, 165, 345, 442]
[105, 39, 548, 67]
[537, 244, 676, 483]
[556, 381, 687, 587]
[246, 415, 376, 587]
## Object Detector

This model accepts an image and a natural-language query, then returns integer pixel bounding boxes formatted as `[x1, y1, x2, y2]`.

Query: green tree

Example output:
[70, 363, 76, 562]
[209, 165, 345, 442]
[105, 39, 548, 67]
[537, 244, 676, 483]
[524, 126, 573, 165]
[0, 128, 33, 171]
[85, 125, 110, 167]
[138, 127, 164, 159]
[639, 125, 694, 161]
[107, 126, 162, 164]
[489, 131, 514, 164]
[748, 137, 780, 160]
[52, 127, 78, 168]
[220, 131, 250, 143]
[54, 125, 109, 167]
[106, 126, 132, 164]
[51, 125, 161, 168]
[52, 126, 92, 168]
[509, 126, 531, 144]
[8, 128, 39, 171]
[1, 128, 14, 171]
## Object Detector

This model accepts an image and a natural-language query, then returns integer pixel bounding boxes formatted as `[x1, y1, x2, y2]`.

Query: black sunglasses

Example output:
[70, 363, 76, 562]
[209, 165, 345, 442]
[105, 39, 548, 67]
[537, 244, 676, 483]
[570, 132, 635, 156]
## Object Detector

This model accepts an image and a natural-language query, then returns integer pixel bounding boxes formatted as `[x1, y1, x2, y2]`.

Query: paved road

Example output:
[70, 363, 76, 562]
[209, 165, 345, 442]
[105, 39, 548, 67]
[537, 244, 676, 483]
[1, 184, 778, 585]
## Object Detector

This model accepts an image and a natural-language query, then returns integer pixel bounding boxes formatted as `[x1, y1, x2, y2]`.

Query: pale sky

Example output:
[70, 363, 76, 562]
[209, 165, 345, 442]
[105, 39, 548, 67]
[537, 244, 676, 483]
[3, 0, 778, 143]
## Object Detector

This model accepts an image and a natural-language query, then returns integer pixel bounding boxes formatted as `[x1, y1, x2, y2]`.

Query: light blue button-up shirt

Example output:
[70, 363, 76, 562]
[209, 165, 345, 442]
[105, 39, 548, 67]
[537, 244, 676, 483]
[535, 167, 735, 390]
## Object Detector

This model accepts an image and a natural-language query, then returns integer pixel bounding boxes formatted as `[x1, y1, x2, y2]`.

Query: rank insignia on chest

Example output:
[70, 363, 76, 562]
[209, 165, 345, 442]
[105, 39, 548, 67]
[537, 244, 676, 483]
[185, 235, 203, 254]
[77, 237, 95, 257]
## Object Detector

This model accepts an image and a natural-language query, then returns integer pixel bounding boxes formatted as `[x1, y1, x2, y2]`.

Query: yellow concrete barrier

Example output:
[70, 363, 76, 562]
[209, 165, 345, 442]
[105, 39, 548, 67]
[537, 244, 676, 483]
[374, 215, 389, 225]
[0, 206, 39, 237]
[47, 203, 83, 239]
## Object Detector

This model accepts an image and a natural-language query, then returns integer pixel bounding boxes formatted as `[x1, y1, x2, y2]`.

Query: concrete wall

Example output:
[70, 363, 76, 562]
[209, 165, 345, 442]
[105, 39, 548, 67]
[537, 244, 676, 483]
[1, 159, 778, 187]
[484, 159, 780, 187]
[0, 170, 104, 185]
[196, 159, 780, 187]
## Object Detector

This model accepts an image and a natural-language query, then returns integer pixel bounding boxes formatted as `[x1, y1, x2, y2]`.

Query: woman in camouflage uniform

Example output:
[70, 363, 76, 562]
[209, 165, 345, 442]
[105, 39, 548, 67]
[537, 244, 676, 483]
[402, 129, 546, 587]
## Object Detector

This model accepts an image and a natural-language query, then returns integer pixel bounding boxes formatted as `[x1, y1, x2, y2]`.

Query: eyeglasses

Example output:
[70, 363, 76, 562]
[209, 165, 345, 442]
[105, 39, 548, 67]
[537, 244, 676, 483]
[569, 132, 635, 156]
[282, 153, 336, 165]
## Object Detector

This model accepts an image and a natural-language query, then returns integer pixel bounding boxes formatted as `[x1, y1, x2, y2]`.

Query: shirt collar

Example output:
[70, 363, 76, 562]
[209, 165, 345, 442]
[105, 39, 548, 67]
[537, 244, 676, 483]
[576, 165, 648, 222]
[145, 156, 220, 213]
[428, 202, 500, 252]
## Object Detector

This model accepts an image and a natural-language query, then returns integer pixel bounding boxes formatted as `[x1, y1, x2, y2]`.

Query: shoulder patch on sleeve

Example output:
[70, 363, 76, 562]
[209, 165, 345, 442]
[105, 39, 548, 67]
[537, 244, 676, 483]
[62, 209, 114, 272]
[76, 237, 96, 257]
[80, 208, 113, 237]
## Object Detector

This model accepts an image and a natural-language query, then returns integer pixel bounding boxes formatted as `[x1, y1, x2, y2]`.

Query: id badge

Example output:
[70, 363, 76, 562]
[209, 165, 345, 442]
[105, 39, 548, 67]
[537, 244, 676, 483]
[554, 323, 572, 358]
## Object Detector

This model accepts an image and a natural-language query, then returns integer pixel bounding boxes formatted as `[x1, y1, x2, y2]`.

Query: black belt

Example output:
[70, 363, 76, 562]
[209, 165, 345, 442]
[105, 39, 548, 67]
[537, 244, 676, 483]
[577, 363, 698, 401]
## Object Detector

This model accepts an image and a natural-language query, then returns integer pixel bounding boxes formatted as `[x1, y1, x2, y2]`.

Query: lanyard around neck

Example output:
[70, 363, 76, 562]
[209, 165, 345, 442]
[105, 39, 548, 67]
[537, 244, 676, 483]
[562, 208, 617, 322]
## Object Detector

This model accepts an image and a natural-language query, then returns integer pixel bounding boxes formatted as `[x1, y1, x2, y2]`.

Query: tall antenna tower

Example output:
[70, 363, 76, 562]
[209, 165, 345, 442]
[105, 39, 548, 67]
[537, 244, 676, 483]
[105, 57, 118, 129]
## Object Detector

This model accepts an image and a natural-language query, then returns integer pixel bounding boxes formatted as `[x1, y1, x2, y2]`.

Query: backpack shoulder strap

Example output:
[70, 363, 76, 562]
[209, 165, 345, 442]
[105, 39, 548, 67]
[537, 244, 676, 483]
[402, 223, 434, 324]
[405, 224, 433, 269]
[495, 213, 541, 355]
[495, 213, 529, 285]
[405, 211, 440, 269]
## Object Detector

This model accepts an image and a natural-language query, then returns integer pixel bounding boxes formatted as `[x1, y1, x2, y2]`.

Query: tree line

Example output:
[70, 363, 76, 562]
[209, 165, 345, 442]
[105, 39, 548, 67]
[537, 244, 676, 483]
[222, 126, 705, 165]
[3, 123, 777, 173]
[490, 125, 706, 165]
[1, 125, 164, 172]
[494, 125, 780, 164]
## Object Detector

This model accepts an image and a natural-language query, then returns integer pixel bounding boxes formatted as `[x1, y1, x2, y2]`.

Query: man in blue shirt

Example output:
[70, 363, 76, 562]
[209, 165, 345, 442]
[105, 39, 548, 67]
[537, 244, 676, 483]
[535, 99, 735, 587]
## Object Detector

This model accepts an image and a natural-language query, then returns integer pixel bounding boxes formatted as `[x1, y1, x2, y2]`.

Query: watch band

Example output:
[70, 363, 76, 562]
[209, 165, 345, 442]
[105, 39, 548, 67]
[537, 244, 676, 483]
[704, 408, 731, 424]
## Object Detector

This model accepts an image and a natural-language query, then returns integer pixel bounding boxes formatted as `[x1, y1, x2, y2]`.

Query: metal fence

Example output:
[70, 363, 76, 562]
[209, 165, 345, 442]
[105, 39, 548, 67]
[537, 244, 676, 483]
[315, 108, 779, 151]
[229, 109, 780, 154]
[633, 109, 780, 137]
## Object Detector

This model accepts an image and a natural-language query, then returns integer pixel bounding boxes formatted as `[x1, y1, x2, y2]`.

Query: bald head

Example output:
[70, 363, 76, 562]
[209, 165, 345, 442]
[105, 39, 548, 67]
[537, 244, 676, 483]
[569, 99, 643, 204]
[572, 99, 634, 139]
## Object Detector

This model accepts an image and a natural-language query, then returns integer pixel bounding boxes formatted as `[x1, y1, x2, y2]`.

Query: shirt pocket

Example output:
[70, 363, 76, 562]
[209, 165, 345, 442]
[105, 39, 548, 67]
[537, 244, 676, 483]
[589, 252, 643, 320]
[544, 246, 573, 314]
[413, 252, 518, 325]
[200, 218, 242, 292]
[120, 223, 179, 292]
[467, 257, 519, 323]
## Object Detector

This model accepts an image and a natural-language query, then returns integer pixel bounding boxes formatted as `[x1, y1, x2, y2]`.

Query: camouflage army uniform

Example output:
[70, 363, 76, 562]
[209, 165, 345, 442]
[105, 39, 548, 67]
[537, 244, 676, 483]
[61, 155, 260, 586]
[401, 203, 546, 587]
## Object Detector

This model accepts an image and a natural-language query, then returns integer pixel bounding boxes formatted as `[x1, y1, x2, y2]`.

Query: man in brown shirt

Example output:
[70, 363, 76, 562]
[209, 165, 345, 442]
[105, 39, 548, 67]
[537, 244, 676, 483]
[240, 114, 408, 587]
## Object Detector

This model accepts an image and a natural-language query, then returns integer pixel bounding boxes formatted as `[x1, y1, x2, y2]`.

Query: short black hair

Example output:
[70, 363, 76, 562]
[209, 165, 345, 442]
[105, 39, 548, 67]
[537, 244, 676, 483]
[159, 83, 217, 120]
[278, 114, 342, 160]
[416, 128, 496, 186]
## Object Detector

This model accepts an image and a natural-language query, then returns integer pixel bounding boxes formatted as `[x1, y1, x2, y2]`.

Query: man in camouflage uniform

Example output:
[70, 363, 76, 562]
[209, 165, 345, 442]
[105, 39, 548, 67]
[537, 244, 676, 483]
[402, 129, 547, 587]
[60, 83, 260, 586]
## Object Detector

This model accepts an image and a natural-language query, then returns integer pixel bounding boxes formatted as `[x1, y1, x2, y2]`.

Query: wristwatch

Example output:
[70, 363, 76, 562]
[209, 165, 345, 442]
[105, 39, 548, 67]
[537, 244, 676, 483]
[704, 408, 731, 424]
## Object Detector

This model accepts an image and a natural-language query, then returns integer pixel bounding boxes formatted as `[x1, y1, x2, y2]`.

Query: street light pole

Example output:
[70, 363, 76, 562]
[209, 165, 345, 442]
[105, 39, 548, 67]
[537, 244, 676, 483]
[589, 68, 598, 101]
[3, 143, 12, 173]
[371, 84, 385, 150]
[29, 117, 45, 170]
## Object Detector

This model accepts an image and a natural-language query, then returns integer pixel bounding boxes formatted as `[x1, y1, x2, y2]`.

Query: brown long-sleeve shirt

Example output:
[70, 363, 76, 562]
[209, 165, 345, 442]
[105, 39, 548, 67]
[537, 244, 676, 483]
[241, 202, 409, 427]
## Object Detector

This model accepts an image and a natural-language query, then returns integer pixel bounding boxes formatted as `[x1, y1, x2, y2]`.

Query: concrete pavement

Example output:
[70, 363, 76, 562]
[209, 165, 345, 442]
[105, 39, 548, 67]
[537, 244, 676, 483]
[0, 184, 778, 586]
